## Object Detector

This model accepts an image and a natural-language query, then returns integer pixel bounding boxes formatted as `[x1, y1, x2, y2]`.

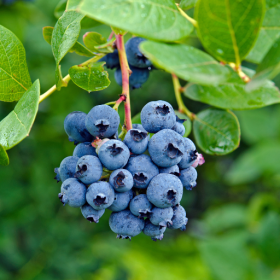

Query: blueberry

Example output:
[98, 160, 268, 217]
[86, 181, 115, 210]
[179, 167, 197, 190]
[55, 156, 79, 183]
[126, 154, 159, 189]
[172, 116, 186, 136]
[129, 194, 153, 218]
[168, 205, 188, 231]
[159, 165, 180, 176]
[109, 169, 134, 193]
[147, 174, 183, 208]
[125, 37, 152, 68]
[73, 142, 97, 158]
[85, 105, 120, 138]
[75, 155, 103, 185]
[108, 189, 134, 212]
[143, 219, 166, 241]
[58, 178, 86, 207]
[148, 129, 185, 167]
[98, 140, 130, 170]
[81, 204, 105, 223]
[109, 210, 145, 240]
[141, 101, 176, 133]
[132, 123, 148, 134]
[64, 111, 93, 143]
[100, 49, 119, 69]
[54, 167, 61, 182]
[115, 65, 149, 89]
[150, 207, 173, 227]
[123, 129, 148, 154]
[178, 138, 198, 169]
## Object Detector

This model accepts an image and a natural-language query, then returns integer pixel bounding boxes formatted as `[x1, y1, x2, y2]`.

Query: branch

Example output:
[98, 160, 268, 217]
[176, 4, 198, 28]
[229, 63, 251, 83]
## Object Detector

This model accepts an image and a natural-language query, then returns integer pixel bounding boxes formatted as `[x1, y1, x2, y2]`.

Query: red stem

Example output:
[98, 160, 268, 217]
[115, 34, 132, 131]
[115, 95, 126, 106]
[108, 31, 114, 40]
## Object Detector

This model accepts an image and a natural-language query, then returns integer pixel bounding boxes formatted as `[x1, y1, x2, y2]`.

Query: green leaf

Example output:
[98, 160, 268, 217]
[83, 32, 113, 53]
[54, 0, 67, 18]
[180, 0, 198, 10]
[195, 0, 265, 64]
[0, 144, 9, 166]
[0, 80, 40, 150]
[0, 25, 32, 102]
[69, 62, 110, 92]
[43, 26, 93, 57]
[77, 0, 193, 42]
[67, 0, 81, 10]
[174, 111, 192, 137]
[193, 108, 240, 155]
[140, 41, 230, 85]
[246, 37, 280, 91]
[184, 67, 280, 110]
[246, 1, 280, 64]
[225, 141, 280, 185]
[81, 17, 102, 29]
[51, 11, 84, 90]
[132, 113, 141, 124]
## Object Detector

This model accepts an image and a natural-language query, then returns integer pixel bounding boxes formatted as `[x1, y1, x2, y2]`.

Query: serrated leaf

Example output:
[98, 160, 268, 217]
[140, 41, 230, 85]
[43, 26, 93, 57]
[195, 0, 265, 65]
[69, 62, 110, 92]
[0, 144, 9, 166]
[193, 108, 240, 155]
[174, 111, 192, 137]
[54, 0, 67, 18]
[83, 32, 112, 53]
[180, 0, 198, 10]
[246, 37, 280, 91]
[0, 25, 32, 102]
[77, 0, 193, 42]
[184, 67, 280, 110]
[246, 1, 280, 63]
[0, 80, 40, 150]
[225, 141, 280, 185]
[51, 11, 84, 90]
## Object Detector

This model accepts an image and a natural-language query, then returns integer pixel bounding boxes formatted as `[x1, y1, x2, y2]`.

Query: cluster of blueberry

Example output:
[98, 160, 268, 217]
[54, 100, 204, 241]
[101, 37, 154, 89]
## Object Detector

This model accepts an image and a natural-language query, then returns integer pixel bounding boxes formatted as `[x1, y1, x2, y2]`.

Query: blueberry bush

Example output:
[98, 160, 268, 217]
[0, 0, 280, 278]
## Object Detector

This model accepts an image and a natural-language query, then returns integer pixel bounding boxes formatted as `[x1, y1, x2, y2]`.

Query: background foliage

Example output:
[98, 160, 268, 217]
[0, 0, 279, 279]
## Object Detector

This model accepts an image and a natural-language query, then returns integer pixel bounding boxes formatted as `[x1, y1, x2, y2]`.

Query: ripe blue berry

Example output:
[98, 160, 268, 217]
[86, 181, 115, 210]
[126, 154, 159, 188]
[81, 204, 105, 223]
[64, 111, 93, 143]
[55, 156, 79, 183]
[98, 140, 130, 170]
[178, 138, 198, 169]
[179, 166, 197, 190]
[141, 101, 176, 133]
[172, 116, 186, 136]
[143, 219, 166, 241]
[132, 123, 148, 134]
[129, 194, 153, 218]
[148, 129, 185, 167]
[168, 205, 188, 231]
[100, 49, 119, 69]
[109, 169, 134, 193]
[58, 178, 87, 207]
[73, 142, 97, 158]
[125, 37, 152, 68]
[75, 155, 103, 185]
[159, 165, 180, 176]
[85, 105, 120, 138]
[115, 65, 149, 89]
[147, 174, 183, 208]
[108, 189, 134, 212]
[109, 210, 145, 240]
[150, 207, 173, 227]
[123, 129, 148, 154]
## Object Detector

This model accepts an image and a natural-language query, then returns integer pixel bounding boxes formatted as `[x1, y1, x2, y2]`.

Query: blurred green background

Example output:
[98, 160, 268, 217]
[0, 1, 280, 279]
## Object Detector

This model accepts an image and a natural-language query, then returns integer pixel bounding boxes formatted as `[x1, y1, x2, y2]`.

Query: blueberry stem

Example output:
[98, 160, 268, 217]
[113, 95, 126, 111]
[229, 63, 250, 82]
[105, 101, 117, 106]
[172, 74, 196, 121]
[39, 54, 106, 103]
[175, 4, 198, 27]
[115, 34, 132, 131]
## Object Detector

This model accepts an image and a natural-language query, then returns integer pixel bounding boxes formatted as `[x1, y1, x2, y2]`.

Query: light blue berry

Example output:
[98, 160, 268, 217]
[123, 129, 148, 154]
[168, 205, 188, 231]
[108, 189, 134, 212]
[81, 204, 105, 223]
[179, 167, 197, 190]
[129, 194, 153, 218]
[150, 207, 173, 227]
[109, 169, 134, 193]
[73, 142, 97, 158]
[178, 138, 197, 169]
[143, 219, 166, 241]
[159, 165, 180, 176]
[55, 156, 79, 182]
